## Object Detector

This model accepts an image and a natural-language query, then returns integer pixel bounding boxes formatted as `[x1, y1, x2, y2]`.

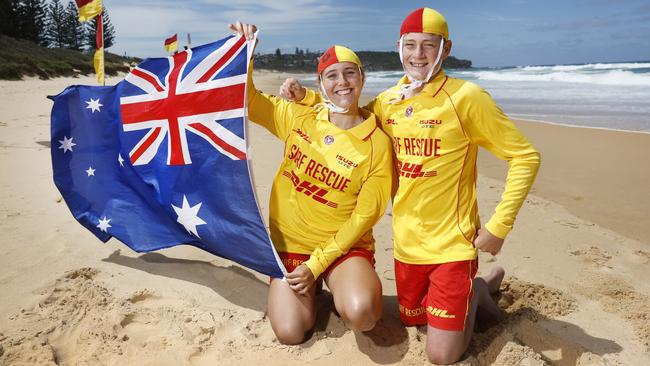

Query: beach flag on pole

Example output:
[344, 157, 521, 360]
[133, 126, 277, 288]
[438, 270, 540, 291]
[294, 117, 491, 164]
[94, 14, 105, 85]
[75, 0, 104, 85]
[164, 34, 178, 53]
[75, 0, 103, 22]
[48, 34, 285, 278]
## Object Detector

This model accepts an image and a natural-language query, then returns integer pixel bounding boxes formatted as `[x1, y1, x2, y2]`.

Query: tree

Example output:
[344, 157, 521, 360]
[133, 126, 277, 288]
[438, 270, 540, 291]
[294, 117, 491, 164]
[17, 0, 48, 46]
[1, 0, 47, 45]
[85, 6, 115, 49]
[275, 47, 281, 59]
[0, 0, 20, 38]
[62, 1, 84, 50]
[46, 0, 66, 47]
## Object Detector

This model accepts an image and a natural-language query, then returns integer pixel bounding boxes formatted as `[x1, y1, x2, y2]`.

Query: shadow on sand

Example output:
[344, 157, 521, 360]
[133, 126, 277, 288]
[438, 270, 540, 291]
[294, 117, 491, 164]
[103, 249, 270, 312]
[468, 303, 623, 365]
[103, 249, 409, 362]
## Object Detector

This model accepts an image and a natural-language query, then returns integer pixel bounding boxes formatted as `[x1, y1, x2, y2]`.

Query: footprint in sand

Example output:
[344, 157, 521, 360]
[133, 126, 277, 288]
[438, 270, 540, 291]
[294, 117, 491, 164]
[382, 269, 395, 281]
[569, 246, 613, 268]
[525, 197, 548, 207]
[554, 219, 596, 230]
[574, 273, 650, 352]
[632, 250, 650, 264]
[127, 289, 159, 304]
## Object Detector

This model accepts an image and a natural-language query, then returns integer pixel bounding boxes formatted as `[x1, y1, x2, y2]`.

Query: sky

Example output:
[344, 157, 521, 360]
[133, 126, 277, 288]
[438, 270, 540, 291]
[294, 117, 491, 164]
[101, 0, 650, 67]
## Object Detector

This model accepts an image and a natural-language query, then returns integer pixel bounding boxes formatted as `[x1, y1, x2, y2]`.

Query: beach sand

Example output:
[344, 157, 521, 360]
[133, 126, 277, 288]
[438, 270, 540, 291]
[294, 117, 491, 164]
[0, 71, 649, 365]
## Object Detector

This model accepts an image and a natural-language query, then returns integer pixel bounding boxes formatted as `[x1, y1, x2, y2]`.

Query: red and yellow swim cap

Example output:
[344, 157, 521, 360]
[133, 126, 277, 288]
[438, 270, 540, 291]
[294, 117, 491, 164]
[317, 45, 363, 75]
[400, 7, 448, 39]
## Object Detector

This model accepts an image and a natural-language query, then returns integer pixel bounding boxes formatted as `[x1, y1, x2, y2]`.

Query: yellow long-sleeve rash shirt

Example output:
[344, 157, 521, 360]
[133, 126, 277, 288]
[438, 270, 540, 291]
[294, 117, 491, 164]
[300, 71, 541, 265]
[246, 69, 393, 278]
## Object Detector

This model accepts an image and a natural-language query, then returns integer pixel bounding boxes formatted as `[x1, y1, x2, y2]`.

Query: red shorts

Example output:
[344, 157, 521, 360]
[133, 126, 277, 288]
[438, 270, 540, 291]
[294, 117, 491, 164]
[274, 248, 375, 279]
[394, 258, 478, 331]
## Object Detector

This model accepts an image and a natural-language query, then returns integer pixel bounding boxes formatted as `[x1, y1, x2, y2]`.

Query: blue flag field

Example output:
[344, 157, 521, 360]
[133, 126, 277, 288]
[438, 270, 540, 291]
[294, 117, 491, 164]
[49, 35, 285, 278]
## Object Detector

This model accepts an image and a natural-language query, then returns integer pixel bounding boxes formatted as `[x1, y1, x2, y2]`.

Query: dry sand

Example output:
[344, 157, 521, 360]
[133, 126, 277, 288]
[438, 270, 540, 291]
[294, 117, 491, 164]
[0, 71, 649, 365]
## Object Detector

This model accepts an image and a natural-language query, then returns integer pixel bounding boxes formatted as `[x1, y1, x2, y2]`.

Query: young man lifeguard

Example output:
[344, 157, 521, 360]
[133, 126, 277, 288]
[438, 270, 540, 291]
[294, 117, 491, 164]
[280, 8, 541, 364]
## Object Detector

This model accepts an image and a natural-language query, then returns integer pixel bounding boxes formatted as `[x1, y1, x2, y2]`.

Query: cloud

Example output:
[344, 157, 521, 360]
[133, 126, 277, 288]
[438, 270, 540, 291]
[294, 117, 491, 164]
[107, 0, 393, 57]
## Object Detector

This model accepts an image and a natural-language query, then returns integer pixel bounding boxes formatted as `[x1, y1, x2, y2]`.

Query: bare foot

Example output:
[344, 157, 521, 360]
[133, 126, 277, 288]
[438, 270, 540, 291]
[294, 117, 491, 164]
[474, 277, 505, 330]
[483, 266, 505, 295]
[474, 278, 503, 317]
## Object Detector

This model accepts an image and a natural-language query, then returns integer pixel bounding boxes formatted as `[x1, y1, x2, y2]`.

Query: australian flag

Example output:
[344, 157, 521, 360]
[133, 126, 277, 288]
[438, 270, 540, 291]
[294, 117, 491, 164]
[49, 35, 285, 278]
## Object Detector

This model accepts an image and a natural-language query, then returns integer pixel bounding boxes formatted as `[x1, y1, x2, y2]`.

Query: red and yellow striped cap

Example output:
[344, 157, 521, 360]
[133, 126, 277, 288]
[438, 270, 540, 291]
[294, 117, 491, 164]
[317, 45, 363, 75]
[400, 7, 448, 39]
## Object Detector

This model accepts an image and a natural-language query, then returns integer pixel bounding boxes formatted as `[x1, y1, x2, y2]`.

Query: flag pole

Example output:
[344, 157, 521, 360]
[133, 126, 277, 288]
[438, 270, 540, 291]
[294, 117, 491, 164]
[101, 14, 105, 86]
[187, 33, 191, 48]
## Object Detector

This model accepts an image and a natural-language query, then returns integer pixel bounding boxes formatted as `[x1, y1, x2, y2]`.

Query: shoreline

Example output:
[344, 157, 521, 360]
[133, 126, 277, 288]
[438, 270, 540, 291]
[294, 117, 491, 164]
[511, 117, 650, 135]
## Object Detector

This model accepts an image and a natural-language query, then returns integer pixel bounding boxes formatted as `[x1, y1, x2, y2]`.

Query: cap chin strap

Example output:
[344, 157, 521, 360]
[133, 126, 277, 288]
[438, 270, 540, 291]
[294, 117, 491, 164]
[390, 35, 445, 103]
[315, 65, 364, 114]
[317, 78, 349, 113]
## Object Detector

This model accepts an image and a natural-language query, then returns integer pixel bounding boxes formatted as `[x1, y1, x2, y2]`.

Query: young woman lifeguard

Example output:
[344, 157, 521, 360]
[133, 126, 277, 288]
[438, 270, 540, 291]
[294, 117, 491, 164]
[228, 22, 393, 345]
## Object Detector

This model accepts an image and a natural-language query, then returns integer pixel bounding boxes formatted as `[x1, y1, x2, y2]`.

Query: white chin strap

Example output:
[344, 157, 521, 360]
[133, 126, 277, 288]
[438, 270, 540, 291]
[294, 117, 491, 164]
[392, 35, 444, 102]
[316, 65, 364, 114]
[318, 78, 349, 114]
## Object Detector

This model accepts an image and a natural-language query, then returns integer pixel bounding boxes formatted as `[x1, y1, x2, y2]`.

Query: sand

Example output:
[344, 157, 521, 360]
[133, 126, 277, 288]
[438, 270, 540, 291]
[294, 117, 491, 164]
[0, 71, 649, 365]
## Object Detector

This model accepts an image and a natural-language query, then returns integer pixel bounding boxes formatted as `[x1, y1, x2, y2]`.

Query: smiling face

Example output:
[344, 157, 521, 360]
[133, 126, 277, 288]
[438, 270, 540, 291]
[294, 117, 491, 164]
[319, 61, 364, 109]
[400, 32, 451, 80]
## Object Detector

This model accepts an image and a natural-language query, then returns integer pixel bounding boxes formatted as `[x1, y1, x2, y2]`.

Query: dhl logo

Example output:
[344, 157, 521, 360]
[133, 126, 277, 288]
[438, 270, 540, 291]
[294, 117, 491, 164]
[426, 306, 456, 318]
[292, 128, 312, 144]
[397, 161, 437, 179]
[283, 170, 338, 208]
[386, 119, 398, 125]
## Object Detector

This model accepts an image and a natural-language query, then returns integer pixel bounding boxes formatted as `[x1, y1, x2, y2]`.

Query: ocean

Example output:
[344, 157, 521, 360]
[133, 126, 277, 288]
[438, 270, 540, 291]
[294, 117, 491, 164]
[305, 62, 650, 133]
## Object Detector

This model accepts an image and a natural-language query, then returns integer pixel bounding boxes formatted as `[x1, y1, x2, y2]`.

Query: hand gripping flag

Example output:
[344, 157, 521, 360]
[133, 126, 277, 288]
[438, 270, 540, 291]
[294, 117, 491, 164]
[49, 35, 285, 278]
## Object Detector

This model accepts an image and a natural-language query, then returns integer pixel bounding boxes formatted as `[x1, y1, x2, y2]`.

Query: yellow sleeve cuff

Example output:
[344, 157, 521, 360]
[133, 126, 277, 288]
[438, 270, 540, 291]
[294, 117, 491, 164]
[304, 257, 324, 279]
[297, 88, 320, 107]
[303, 236, 341, 279]
[485, 218, 511, 239]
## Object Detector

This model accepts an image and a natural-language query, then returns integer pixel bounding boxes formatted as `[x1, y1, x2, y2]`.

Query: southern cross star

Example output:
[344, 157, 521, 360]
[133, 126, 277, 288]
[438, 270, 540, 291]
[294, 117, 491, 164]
[172, 195, 206, 237]
[85, 166, 96, 176]
[58, 136, 76, 153]
[97, 216, 112, 232]
[86, 98, 103, 113]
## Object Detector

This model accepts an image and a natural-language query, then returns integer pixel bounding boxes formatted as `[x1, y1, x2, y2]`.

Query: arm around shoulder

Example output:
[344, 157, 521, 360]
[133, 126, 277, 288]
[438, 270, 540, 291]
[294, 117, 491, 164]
[248, 68, 320, 140]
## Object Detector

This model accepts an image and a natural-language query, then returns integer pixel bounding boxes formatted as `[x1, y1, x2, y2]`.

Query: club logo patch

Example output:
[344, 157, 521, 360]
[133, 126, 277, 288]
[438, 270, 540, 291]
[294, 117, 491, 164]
[405, 106, 414, 117]
[324, 135, 335, 145]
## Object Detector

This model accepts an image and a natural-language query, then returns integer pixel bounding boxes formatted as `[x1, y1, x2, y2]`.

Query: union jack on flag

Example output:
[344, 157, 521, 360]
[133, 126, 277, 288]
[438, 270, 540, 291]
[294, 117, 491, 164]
[120, 35, 249, 166]
[49, 35, 285, 278]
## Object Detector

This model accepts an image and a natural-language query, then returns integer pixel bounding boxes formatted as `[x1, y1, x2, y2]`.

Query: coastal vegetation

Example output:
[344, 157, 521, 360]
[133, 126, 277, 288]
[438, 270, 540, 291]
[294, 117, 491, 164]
[0, 35, 136, 80]
[254, 48, 472, 72]
[1, 0, 124, 80]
